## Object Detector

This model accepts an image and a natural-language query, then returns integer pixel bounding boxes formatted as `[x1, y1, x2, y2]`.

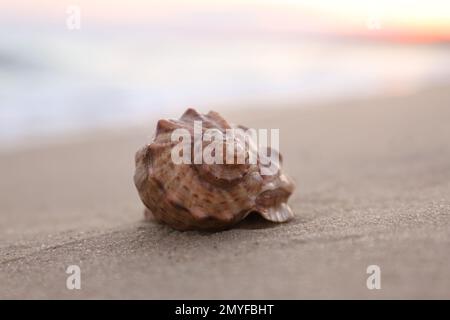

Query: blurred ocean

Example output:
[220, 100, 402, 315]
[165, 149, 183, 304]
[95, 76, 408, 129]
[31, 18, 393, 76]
[1, 26, 450, 145]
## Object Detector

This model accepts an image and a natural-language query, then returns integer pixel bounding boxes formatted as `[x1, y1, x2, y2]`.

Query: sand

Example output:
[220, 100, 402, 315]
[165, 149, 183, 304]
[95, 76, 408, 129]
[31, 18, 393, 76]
[1, 86, 450, 299]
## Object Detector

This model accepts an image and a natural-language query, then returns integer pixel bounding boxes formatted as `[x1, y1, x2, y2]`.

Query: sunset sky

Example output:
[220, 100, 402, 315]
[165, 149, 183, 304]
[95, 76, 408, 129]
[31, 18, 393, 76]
[1, 0, 449, 42]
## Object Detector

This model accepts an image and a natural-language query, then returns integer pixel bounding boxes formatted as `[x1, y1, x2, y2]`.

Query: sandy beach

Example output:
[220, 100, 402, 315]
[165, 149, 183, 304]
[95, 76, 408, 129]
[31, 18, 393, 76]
[1, 86, 450, 299]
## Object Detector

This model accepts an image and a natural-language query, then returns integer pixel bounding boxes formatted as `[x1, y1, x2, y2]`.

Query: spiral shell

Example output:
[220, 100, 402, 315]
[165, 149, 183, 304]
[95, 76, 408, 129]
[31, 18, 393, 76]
[134, 108, 295, 230]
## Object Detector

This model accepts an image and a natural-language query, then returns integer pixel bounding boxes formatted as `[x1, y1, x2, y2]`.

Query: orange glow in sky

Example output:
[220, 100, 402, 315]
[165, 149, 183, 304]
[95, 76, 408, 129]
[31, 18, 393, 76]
[1, 0, 449, 42]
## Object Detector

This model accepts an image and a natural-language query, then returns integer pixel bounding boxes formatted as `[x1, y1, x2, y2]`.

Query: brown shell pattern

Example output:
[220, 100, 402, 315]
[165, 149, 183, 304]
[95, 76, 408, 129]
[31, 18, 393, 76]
[134, 108, 295, 230]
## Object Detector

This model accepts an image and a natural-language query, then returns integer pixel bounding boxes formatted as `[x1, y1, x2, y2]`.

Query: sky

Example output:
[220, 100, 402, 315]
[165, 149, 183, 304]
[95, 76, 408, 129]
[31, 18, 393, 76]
[1, 0, 449, 42]
[1, 0, 450, 142]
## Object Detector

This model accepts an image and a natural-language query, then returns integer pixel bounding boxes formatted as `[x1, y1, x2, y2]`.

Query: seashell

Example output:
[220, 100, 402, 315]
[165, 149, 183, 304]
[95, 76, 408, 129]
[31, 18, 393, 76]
[134, 108, 295, 230]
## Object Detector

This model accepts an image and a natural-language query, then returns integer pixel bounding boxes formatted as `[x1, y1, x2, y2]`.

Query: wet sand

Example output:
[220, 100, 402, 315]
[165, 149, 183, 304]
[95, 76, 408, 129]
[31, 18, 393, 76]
[1, 86, 450, 299]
